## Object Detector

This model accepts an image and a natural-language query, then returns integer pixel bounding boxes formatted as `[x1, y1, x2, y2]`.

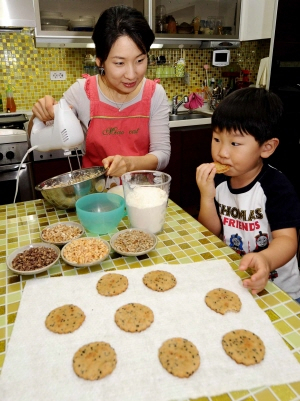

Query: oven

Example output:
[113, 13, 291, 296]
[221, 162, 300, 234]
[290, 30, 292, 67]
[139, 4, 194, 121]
[0, 114, 36, 205]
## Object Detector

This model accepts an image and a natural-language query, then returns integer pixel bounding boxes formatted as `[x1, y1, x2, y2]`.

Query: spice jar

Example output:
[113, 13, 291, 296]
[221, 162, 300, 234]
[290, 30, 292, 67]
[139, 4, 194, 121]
[166, 15, 177, 34]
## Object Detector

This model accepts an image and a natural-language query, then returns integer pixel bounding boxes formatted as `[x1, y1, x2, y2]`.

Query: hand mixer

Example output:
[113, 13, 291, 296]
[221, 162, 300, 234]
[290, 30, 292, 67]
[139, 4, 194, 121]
[30, 99, 84, 172]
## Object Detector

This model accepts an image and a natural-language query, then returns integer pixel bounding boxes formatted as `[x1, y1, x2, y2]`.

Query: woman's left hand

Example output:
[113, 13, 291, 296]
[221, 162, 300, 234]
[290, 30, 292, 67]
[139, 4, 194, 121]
[102, 155, 128, 177]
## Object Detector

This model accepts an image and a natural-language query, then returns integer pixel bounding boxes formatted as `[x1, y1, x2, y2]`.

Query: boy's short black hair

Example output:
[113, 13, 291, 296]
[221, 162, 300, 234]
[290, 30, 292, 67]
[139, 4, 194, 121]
[92, 5, 155, 62]
[212, 87, 284, 145]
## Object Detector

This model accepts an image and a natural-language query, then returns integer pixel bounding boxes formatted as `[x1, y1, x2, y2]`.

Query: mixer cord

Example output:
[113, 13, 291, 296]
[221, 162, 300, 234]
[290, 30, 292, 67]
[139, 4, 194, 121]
[14, 145, 39, 204]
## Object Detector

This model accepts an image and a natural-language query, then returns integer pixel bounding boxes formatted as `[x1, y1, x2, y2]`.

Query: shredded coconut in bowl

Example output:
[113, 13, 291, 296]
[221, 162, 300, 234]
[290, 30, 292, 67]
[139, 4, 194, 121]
[125, 187, 168, 234]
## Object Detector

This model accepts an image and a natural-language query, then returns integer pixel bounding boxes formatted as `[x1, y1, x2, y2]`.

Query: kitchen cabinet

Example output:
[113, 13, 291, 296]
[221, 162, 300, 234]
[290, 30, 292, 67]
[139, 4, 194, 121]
[164, 124, 212, 217]
[32, 0, 272, 48]
[33, 0, 145, 47]
[153, 0, 241, 44]
[239, 0, 276, 41]
[0, 0, 36, 28]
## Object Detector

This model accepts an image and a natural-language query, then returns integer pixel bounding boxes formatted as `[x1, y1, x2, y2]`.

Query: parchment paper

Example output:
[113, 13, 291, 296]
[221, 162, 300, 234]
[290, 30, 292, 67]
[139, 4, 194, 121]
[1, 259, 300, 401]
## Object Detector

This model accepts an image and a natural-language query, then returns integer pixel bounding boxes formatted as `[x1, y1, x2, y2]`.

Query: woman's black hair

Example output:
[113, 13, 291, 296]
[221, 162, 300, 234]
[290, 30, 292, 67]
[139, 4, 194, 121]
[92, 5, 155, 62]
[212, 87, 284, 145]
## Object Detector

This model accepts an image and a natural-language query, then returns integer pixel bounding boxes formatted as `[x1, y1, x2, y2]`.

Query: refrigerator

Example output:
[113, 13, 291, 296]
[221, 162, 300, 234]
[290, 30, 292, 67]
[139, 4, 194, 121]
[267, 0, 300, 199]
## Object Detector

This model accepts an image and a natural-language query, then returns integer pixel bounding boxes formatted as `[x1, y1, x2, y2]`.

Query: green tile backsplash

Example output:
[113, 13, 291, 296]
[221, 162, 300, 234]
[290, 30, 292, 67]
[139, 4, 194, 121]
[0, 29, 270, 111]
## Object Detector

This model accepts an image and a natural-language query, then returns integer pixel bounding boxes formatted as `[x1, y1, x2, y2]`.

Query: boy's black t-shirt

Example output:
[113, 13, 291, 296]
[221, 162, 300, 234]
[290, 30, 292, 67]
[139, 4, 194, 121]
[214, 162, 300, 299]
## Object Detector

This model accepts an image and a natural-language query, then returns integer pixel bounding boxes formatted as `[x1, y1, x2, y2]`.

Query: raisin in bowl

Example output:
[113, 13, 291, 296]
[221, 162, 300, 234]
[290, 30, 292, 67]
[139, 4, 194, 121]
[6, 243, 60, 275]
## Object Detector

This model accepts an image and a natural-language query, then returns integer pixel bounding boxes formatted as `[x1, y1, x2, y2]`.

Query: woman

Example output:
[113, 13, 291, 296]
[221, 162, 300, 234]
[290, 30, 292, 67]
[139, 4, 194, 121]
[29, 5, 170, 180]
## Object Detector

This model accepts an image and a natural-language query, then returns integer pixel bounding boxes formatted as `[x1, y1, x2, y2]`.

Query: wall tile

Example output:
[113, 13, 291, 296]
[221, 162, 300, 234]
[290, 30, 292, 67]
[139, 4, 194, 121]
[0, 29, 270, 111]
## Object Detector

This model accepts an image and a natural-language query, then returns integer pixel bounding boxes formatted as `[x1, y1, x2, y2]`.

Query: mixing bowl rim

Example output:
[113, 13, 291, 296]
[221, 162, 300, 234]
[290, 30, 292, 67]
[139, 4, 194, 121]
[75, 192, 125, 213]
[35, 166, 106, 191]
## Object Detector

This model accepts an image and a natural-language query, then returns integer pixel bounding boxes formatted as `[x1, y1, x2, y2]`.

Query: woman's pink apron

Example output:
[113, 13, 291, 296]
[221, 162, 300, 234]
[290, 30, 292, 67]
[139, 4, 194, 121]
[83, 75, 156, 168]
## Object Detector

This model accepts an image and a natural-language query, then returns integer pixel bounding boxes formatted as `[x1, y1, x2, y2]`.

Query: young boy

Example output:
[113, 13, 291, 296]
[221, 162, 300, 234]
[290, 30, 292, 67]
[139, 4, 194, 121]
[196, 87, 300, 302]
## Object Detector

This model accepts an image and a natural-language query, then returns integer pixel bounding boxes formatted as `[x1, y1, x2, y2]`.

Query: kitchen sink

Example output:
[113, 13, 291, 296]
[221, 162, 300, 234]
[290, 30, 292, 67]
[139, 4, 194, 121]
[169, 112, 208, 121]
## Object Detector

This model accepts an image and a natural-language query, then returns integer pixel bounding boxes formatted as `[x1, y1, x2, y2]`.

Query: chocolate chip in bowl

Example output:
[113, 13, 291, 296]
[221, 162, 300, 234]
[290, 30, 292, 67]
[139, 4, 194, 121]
[110, 228, 157, 256]
[6, 243, 60, 275]
[40, 222, 85, 246]
[61, 237, 110, 267]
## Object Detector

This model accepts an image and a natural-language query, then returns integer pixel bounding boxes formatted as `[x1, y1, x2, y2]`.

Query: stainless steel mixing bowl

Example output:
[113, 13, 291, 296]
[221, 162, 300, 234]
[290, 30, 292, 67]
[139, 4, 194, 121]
[35, 166, 107, 210]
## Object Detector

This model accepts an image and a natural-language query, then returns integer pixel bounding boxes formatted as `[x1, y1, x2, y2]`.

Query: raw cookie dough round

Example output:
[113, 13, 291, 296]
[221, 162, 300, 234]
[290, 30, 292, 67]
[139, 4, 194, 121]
[205, 288, 242, 315]
[45, 304, 85, 334]
[73, 341, 117, 380]
[96, 273, 128, 296]
[143, 270, 177, 292]
[222, 329, 265, 366]
[158, 337, 200, 378]
[114, 303, 154, 332]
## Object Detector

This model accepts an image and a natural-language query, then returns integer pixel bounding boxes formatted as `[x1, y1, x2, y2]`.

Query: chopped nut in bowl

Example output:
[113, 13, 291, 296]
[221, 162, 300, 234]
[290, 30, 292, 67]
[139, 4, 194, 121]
[61, 237, 110, 267]
[41, 222, 85, 245]
[6, 243, 60, 275]
[110, 228, 157, 256]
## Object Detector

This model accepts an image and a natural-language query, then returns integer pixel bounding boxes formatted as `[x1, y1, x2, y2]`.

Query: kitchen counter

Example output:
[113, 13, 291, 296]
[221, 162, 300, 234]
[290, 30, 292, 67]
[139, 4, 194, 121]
[169, 102, 213, 128]
[1, 199, 300, 400]
[0, 105, 213, 129]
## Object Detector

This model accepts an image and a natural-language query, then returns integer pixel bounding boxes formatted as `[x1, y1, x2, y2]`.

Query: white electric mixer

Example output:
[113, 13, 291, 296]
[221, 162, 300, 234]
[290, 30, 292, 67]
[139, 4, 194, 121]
[30, 99, 84, 171]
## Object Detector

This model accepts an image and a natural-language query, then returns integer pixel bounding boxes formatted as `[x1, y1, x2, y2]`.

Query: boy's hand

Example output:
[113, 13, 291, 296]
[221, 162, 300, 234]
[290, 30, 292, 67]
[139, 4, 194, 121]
[196, 163, 217, 199]
[239, 253, 271, 295]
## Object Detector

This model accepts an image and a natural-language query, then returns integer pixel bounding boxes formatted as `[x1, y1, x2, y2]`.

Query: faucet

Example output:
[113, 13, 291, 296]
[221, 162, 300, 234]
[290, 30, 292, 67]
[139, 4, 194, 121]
[171, 95, 189, 115]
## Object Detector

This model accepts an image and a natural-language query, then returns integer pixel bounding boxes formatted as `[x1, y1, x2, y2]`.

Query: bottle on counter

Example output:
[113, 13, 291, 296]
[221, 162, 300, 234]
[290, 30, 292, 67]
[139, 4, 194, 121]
[210, 77, 215, 91]
[6, 85, 16, 113]
[202, 80, 208, 100]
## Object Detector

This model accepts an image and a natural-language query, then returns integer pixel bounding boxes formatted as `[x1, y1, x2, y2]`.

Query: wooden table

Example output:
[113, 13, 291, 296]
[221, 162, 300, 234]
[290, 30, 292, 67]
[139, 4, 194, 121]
[1, 199, 300, 401]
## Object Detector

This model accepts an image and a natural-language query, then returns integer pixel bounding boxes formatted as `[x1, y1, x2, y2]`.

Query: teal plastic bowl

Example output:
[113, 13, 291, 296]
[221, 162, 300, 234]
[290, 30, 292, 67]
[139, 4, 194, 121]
[76, 193, 125, 234]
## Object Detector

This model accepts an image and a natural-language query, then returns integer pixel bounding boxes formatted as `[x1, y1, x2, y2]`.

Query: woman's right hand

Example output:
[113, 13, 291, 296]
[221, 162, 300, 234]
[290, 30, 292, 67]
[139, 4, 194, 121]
[32, 95, 58, 122]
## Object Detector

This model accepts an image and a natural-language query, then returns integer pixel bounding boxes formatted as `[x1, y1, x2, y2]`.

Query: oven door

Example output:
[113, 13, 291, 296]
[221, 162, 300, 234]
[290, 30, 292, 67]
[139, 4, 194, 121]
[0, 162, 36, 205]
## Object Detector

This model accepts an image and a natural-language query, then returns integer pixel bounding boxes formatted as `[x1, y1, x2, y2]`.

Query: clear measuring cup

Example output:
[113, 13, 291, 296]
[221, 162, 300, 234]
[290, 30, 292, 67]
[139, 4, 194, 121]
[122, 170, 171, 234]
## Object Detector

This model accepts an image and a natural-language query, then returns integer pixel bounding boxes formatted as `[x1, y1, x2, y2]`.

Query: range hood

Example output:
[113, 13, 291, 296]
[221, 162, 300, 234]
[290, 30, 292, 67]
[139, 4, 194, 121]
[34, 32, 94, 48]
[34, 35, 204, 49]
[0, 0, 36, 29]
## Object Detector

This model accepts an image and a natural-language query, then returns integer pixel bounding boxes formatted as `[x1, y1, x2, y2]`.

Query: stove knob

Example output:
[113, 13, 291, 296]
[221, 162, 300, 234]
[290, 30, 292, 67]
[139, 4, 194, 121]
[0, 153, 3, 161]
[6, 151, 15, 160]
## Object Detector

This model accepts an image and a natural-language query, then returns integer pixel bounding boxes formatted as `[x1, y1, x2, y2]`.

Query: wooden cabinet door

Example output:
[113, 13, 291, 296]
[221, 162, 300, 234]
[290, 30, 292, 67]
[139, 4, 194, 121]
[180, 125, 212, 217]
[163, 128, 182, 206]
[164, 125, 212, 217]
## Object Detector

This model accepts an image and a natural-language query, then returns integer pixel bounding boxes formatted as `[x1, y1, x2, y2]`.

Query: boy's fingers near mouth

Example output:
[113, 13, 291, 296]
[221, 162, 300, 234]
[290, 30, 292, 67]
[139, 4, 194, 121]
[197, 164, 215, 180]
